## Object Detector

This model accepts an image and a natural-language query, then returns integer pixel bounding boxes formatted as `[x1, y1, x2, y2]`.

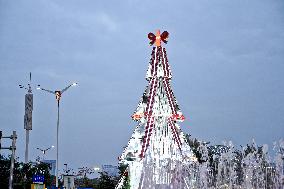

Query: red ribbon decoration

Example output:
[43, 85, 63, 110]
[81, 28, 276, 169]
[148, 30, 169, 46]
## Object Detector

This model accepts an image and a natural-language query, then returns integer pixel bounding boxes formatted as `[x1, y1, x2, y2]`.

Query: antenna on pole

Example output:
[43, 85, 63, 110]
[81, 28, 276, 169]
[19, 72, 34, 163]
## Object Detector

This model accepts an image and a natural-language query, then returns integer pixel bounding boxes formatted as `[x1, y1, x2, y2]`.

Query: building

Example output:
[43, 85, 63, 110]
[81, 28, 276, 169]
[42, 160, 56, 176]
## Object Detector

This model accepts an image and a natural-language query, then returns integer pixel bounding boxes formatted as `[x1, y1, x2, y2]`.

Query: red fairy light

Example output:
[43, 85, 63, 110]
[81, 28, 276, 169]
[123, 171, 128, 177]
[171, 113, 185, 121]
[132, 113, 143, 120]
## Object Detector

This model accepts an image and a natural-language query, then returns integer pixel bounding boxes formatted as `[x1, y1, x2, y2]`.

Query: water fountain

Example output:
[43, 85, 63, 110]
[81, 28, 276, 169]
[184, 139, 284, 189]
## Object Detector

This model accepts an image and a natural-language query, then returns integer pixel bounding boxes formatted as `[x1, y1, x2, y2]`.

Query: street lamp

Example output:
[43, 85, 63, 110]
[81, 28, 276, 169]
[78, 167, 94, 179]
[36, 145, 54, 160]
[37, 82, 78, 188]
[93, 166, 100, 171]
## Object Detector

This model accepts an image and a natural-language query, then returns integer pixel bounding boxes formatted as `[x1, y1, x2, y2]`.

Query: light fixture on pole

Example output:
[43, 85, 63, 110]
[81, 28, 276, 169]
[78, 167, 94, 178]
[36, 145, 55, 160]
[37, 82, 78, 188]
[93, 166, 100, 171]
[19, 72, 33, 163]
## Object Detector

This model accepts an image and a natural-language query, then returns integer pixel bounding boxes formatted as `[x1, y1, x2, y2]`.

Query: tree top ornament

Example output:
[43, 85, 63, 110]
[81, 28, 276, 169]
[148, 30, 169, 46]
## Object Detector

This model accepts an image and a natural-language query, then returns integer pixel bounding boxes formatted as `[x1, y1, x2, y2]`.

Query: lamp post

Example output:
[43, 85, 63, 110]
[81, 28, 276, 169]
[37, 82, 77, 188]
[36, 145, 54, 160]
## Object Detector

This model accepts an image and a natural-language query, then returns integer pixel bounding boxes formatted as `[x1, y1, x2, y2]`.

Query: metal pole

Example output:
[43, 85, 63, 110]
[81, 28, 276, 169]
[64, 163, 68, 173]
[42, 150, 45, 161]
[265, 167, 267, 189]
[9, 131, 17, 189]
[56, 100, 60, 188]
[25, 130, 29, 163]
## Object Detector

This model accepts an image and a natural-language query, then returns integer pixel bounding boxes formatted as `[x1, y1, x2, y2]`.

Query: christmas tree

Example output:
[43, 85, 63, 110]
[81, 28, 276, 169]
[116, 30, 196, 189]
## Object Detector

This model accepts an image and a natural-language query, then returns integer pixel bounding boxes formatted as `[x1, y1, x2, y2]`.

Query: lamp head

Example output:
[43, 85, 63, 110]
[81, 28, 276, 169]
[94, 167, 100, 171]
[55, 91, 61, 101]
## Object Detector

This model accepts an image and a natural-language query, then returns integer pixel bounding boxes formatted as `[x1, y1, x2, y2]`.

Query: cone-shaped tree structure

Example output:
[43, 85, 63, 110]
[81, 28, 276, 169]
[116, 30, 196, 189]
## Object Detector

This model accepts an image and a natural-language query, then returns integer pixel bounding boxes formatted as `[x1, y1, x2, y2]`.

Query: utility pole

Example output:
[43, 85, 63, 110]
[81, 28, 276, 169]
[19, 72, 33, 163]
[0, 131, 17, 189]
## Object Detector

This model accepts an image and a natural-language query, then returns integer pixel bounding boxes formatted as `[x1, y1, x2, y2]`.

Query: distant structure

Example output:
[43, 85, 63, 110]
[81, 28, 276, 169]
[101, 165, 119, 177]
[42, 159, 56, 176]
[63, 175, 75, 189]
[19, 72, 33, 163]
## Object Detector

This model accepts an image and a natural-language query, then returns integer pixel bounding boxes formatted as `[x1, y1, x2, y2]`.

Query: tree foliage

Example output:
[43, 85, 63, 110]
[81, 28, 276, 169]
[0, 155, 53, 189]
[96, 171, 118, 189]
[75, 164, 129, 189]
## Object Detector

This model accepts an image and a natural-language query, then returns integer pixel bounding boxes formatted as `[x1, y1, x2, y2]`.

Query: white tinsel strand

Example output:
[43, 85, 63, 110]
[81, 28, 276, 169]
[141, 79, 158, 157]
[161, 47, 170, 78]
[167, 80, 179, 112]
[141, 116, 155, 157]
[150, 47, 156, 78]
[163, 48, 172, 79]
[168, 118, 182, 151]
[163, 78, 176, 114]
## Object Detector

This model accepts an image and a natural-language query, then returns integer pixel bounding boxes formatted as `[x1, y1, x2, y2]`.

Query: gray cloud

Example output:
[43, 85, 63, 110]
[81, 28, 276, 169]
[0, 0, 283, 172]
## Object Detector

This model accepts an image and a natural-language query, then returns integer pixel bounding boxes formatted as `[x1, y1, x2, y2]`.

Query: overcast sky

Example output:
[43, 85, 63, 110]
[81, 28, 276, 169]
[0, 0, 283, 173]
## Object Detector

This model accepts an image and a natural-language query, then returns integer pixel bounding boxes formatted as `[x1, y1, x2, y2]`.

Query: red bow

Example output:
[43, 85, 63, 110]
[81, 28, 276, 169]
[148, 30, 169, 46]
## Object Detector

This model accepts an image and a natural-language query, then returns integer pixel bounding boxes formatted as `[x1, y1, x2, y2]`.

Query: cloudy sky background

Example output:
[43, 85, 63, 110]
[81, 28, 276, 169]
[0, 0, 284, 173]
